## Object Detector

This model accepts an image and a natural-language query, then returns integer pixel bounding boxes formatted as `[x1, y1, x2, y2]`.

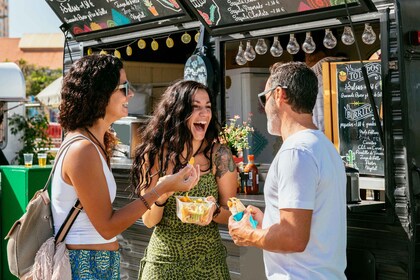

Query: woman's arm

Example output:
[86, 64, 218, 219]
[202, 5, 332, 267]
[63, 140, 197, 239]
[211, 144, 238, 224]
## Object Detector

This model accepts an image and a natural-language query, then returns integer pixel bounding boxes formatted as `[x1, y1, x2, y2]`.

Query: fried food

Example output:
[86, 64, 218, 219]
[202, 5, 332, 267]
[188, 157, 195, 165]
[176, 196, 213, 224]
[227, 197, 246, 215]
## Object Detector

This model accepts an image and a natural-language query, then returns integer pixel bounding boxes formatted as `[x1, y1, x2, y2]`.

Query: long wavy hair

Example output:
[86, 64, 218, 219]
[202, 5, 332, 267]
[130, 80, 222, 195]
[59, 54, 123, 154]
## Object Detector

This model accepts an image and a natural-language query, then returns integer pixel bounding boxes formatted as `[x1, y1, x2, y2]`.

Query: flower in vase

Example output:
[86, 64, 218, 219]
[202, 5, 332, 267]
[219, 114, 254, 156]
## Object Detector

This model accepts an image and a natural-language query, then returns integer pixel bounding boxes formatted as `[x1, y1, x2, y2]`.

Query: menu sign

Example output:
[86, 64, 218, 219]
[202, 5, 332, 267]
[46, 0, 185, 37]
[185, 0, 365, 34]
[335, 61, 384, 176]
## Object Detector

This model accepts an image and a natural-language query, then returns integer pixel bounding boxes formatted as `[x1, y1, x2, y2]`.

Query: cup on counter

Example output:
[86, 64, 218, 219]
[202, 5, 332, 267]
[23, 153, 33, 167]
[38, 153, 47, 167]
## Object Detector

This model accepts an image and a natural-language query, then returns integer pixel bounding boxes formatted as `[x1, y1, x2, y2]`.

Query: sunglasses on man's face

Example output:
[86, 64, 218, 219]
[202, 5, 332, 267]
[117, 81, 130, 97]
[258, 85, 287, 107]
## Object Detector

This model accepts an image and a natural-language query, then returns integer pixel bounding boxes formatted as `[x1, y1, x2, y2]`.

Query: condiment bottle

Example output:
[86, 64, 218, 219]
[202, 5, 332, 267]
[243, 154, 259, 194]
[236, 161, 244, 193]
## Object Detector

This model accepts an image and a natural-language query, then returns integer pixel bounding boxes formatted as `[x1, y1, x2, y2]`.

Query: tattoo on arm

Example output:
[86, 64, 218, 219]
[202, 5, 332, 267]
[214, 145, 235, 179]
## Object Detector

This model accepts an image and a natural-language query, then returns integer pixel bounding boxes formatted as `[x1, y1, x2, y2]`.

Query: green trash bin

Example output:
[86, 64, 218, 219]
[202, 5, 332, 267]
[0, 165, 52, 280]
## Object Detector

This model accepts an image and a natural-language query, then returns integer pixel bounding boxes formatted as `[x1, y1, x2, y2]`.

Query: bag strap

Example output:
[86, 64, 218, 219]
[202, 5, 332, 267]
[38, 134, 89, 244]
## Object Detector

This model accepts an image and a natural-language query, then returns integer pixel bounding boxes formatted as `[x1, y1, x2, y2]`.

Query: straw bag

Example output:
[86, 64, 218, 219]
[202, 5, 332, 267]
[5, 135, 85, 279]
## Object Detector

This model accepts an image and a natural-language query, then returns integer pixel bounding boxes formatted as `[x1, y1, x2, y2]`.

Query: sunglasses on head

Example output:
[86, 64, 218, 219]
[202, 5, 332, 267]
[257, 85, 287, 107]
[117, 81, 130, 97]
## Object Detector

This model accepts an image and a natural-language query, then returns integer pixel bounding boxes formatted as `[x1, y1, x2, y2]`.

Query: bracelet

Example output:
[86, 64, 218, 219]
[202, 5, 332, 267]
[151, 188, 160, 199]
[139, 195, 151, 210]
[213, 202, 221, 218]
[155, 198, 169, 207]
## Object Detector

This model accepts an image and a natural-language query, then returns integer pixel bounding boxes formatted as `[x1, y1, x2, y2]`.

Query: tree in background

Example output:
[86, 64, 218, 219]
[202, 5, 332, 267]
[16, 59, 62, 97]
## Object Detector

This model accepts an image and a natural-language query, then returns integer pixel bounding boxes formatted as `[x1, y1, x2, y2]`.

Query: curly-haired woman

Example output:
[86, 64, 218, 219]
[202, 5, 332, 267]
[131, 80, 238, 279]
[51, 54, 198, 279]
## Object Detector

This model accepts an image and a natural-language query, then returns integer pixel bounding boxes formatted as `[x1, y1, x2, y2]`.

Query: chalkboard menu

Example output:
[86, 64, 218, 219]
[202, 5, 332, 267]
[332, 61, 384, 176]
[184, 0, 375, 35]
[46, 0, 188, 38]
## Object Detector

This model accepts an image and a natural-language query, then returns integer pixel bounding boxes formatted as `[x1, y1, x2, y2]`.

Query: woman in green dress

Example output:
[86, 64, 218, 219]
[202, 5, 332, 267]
[130, 80, 238, 279]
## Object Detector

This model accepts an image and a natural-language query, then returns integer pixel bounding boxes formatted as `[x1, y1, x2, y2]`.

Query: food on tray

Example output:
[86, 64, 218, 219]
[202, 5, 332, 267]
[227, 197, 246, 215]
[176, 196, 213, 224]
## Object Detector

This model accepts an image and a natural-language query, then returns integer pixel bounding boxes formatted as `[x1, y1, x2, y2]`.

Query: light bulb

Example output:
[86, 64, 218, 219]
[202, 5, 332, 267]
[181, 32, 191, 44]
[286, 34, 300, 55]
[138, 39, 146, 49]
[270, 36, 283, 57]
[244, 40, 256, 61]
[255, 38, 268, 55]
[302, 32, 316, 54]
[99, 50, 107, 55]
[87, 48, 93, 55]
[114, 49, 121, 59]
[195, 31, 200, 43]
[235, 42, 247, 66]
[323, 29, 337, 49]
[151, 39, 159, 51]
[166, 36, 174, 48]
[126, 46, 132, 56]
[341, 26, 355, 45]
[362, 23, 376, 45]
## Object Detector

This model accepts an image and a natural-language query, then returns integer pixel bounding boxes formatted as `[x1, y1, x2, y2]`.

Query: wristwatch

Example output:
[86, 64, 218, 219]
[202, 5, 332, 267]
[213, 202, 221, 218]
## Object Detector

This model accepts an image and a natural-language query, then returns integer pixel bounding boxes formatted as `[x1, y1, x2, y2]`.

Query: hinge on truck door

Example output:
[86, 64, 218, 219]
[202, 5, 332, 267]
[388, 60, 398, 70]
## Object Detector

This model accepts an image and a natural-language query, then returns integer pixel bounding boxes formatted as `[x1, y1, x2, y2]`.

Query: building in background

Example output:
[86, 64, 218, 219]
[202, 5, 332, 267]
[0, 0, 8, 37]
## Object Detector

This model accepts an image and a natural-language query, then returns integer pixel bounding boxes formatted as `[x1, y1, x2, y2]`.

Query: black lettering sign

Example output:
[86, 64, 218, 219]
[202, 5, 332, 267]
[46, 0, 184, 36]
[336, 61, 384, 176]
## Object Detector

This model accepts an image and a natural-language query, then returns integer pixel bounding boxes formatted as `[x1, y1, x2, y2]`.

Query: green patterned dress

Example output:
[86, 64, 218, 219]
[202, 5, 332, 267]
[138, 173, 230, 280]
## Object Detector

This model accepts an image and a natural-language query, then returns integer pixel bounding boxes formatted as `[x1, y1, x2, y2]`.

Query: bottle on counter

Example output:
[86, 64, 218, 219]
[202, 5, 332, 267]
[243, 154, 259, 195]
[236, 161, 244, 193]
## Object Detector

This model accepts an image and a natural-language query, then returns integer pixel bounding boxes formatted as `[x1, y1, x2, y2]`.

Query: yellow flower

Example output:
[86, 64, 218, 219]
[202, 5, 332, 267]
[219, 115, 254, 155]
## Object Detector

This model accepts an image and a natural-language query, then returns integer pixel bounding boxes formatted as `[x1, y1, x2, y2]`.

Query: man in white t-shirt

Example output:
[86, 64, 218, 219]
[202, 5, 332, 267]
[228, 62, 347, 280]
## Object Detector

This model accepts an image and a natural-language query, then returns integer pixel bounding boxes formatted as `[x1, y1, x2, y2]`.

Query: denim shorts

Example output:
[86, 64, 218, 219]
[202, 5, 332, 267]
[68, 249, 120, 280]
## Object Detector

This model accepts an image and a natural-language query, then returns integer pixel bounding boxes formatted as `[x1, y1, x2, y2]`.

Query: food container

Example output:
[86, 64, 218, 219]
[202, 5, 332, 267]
[176, 196, 214, 225]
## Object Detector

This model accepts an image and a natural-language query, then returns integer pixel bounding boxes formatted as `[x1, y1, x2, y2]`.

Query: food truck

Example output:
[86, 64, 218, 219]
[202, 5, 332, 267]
[43, 0, 419, 279]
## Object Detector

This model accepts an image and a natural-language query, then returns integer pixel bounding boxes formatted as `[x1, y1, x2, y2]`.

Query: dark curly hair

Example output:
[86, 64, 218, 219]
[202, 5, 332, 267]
[130, 80, 222, 195]
[59, 54, 123, 154]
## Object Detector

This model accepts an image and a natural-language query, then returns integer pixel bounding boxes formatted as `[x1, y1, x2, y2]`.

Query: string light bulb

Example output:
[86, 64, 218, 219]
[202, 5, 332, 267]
[151, 39, 159, 51]
[181, 32, 191, 44]
[126, 46, 132, 56]
[166, 36, 174, 48]
[302, 32, 316, 54]
[341, 26, 355, 45]
[286, 34, 300, 55]
[99, 49, 107, 55]
[244, 40, 256, 61]
[323, 29, 337, 49]
[138, 39, 146, 49]
[235, 42, 247, 66]
[270, 36, 283, 57]
[362, 23, 376, 45]
[195, 31, 200, 43]
[114, 49, 121, 59]
[255, 38, 268, 55]
[87, 48, 93, 55]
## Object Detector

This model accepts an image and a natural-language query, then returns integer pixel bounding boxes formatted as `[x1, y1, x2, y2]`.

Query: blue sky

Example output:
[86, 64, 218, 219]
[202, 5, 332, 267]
[9, 0, 62, 37]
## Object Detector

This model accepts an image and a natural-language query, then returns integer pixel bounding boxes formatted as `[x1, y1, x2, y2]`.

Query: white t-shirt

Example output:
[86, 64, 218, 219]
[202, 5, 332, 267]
[263, 129, 347, 280]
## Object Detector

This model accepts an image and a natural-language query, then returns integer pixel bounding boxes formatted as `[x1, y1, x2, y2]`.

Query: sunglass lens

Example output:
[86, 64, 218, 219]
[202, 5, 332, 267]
[259, 95, 266, 107]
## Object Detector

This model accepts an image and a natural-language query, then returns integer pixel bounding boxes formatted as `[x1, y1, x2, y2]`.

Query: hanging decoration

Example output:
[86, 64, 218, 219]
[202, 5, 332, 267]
[235, 42, 247, 66]
[255, 38, 268, 55]
[126, 46, 132, 56]
[244, 40, 256, 61]
[323, 29, 337, 49]
[302, 32, 316, 54]
[181, 32, 192, 44]
[341, 26, 355, 45]
[138, 38, 147, 49]
[151, 39, 159, 51]
[166, 36, 174, 48]
[113, 49, 121, 58]
[286, 34, 300, 55]
[362, 23, 376, 45]
[270, 36, 283, 57]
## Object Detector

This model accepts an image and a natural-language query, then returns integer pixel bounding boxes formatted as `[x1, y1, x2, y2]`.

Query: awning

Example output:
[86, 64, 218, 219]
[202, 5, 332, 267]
[36, 76, 62, 107]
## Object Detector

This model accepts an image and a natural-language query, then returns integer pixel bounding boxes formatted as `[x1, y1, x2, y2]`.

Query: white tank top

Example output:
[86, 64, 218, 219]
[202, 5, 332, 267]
[51, 135, 117, 244]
